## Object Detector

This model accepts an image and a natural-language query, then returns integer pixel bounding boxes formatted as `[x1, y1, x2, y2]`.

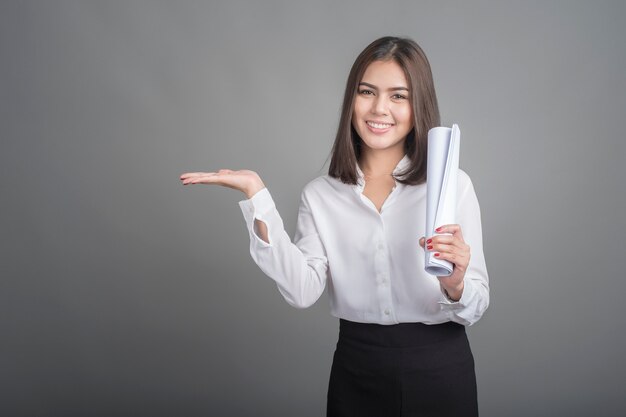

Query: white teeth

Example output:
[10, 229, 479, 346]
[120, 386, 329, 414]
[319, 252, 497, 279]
[367, 121, 393, 129]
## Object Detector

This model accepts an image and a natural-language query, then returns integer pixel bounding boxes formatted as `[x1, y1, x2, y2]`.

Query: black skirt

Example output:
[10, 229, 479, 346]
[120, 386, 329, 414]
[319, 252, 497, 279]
[327, 319, 478, 417]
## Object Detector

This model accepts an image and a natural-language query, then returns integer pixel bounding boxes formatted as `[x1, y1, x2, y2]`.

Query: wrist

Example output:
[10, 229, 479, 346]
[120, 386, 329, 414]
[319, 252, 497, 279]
[443, 281, 464, 302]
[245, 182, 265, 199]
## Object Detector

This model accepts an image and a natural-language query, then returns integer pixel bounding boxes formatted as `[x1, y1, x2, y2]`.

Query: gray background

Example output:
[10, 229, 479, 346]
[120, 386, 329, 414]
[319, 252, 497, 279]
[1, 1, 625, 416]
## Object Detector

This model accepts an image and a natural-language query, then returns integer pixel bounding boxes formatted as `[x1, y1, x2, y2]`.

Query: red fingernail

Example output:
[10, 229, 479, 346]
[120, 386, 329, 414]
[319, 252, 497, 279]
[427, 245, 433, 250]
[435, 227, 442, 232]
[426, 239, 432, 244]
[434, 253, 440, 257]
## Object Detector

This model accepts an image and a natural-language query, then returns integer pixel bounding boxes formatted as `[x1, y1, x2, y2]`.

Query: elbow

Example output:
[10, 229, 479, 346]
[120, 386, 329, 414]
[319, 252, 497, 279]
[286, 298, 316, 309]
[467, 293, 490, 326]
[277, 284, 321, 309]
[276, 264, 327, 309]
[284, 291, 319, 309]
[478, 285, 491, 316]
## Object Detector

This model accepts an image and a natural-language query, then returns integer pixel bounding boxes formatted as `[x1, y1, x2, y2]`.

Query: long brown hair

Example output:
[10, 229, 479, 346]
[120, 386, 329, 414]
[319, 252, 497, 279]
[328, 36, 440, 185]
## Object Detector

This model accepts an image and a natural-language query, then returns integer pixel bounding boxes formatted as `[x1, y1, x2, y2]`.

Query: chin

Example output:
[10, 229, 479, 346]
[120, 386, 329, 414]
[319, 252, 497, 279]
[360, 137, 405, 152]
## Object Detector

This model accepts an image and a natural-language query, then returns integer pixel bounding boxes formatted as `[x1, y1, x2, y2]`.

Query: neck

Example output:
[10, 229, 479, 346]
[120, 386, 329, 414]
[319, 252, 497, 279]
[359, 147, 405, 179]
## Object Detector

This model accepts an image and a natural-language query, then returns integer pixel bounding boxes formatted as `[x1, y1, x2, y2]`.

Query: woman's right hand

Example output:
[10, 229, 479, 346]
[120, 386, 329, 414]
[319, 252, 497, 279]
[179, 169, 266, 199]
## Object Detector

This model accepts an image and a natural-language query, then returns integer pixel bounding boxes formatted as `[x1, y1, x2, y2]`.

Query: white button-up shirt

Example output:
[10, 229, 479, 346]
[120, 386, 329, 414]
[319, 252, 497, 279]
[238, 155, 489, 326]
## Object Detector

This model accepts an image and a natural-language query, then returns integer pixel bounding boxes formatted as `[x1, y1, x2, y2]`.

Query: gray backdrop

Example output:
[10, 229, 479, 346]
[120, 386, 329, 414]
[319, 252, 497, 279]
[2, 1, 625, 416]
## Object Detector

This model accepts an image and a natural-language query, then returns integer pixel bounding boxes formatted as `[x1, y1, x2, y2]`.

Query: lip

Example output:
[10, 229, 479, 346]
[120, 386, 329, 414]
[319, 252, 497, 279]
[365, 120, 394, 134]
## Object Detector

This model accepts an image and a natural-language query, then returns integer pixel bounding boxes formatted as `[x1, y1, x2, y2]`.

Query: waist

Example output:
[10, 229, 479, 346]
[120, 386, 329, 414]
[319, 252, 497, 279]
[338, 318, 465, 349]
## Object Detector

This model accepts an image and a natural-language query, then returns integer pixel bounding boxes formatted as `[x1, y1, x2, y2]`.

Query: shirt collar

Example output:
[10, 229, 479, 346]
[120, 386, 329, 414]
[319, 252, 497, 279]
[355, 154, 411, 189]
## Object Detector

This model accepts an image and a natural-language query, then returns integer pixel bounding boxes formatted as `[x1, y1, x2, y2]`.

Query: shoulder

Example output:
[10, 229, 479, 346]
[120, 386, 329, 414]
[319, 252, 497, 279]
[299, 174, 348, 206]
[302, 174, 341, 196]
[457, 168, 476, 193]
[456, 168, 483, 208]
[302, 175, 329, 192]
[457, 167, 472, 185]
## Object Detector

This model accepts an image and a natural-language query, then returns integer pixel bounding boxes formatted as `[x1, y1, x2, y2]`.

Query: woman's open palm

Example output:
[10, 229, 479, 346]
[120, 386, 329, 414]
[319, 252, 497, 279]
[180, 169, 265, 199]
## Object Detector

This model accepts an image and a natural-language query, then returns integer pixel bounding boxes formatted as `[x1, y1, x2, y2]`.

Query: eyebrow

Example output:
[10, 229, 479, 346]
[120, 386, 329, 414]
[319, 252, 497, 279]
[358, 82, 409, 92]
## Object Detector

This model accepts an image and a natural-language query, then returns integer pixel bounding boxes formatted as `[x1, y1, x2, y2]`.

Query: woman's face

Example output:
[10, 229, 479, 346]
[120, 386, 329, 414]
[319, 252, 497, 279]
[352, 60, 413, 155]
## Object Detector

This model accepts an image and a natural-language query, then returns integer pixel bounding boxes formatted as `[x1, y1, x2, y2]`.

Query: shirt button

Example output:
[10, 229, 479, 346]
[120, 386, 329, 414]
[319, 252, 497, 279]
[384, 309, 390, 315]
[377, 243, 384, 250]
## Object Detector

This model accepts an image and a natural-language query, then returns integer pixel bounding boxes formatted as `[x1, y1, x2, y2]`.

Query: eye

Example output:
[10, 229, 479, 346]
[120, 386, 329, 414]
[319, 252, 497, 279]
[358, 89, 374, 96]
[392, 93, 407, 100]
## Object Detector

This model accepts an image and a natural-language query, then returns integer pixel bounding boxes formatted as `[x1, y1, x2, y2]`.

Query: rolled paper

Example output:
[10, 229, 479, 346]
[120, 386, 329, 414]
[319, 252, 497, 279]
[425, 124, 460, 276]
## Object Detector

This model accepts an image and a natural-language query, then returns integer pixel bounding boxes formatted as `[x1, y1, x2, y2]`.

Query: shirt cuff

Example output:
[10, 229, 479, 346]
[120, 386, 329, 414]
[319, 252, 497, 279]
[238, 187, 275, 247]
[438, 278, 472, 310]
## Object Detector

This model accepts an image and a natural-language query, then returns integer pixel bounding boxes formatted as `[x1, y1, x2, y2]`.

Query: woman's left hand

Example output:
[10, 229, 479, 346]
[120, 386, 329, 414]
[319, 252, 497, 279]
[419, 224, 471, 302]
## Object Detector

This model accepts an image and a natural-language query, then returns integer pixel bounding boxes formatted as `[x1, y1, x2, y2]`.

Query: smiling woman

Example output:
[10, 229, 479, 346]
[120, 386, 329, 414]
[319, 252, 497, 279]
[180, 36, 489, 417]
[351, 60, 415, 213]
[328, 36, 440, 189]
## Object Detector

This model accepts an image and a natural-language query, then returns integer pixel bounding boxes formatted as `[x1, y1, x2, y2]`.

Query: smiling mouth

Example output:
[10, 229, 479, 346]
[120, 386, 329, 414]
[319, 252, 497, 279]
[366, 121, 394, 129]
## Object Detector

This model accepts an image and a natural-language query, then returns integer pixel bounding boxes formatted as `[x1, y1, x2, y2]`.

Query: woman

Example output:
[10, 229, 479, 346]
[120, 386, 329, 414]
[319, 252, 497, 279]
[180, 36, 489, 417]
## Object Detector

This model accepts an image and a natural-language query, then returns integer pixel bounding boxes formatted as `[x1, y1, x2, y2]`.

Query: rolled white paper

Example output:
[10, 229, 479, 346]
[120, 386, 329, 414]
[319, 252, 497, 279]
[425, 124, 460, 276]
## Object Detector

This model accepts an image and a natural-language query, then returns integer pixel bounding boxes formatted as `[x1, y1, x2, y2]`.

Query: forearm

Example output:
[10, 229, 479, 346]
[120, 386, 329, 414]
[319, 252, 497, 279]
[238, 187, 329, 308]
[247, 185, 270, 244]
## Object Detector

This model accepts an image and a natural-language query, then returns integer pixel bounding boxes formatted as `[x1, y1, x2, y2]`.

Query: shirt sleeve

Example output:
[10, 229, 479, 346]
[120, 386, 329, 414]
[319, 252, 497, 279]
[437, 174, 490, 326]
[238, 187, 329, 309]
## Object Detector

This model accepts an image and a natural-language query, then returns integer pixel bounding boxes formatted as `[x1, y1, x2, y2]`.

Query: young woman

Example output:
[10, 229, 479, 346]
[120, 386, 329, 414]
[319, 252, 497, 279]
[180, 36, 489, 417]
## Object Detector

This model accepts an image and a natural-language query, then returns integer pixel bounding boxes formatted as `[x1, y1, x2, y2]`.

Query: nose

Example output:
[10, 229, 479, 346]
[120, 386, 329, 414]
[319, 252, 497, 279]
[371, 95, 389, 116]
